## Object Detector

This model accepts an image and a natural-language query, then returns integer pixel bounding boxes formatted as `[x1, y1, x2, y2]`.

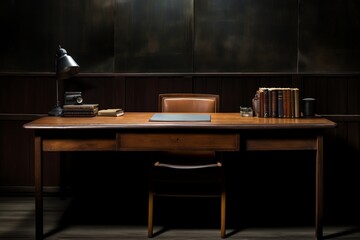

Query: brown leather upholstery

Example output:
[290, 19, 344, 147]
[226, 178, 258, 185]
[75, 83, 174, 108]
[159, 93, 219, 113]
[148, 93, 226, 238]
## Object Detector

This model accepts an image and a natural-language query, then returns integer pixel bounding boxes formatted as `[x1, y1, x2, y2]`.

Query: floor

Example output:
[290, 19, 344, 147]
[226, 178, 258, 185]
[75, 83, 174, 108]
[0, 196, 360, 240]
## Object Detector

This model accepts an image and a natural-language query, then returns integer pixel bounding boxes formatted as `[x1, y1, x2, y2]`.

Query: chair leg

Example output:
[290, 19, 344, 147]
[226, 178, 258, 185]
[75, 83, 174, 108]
[219, 154, 226, 238]
[148, 191, 154, 238]
[221, 190, 226, 238]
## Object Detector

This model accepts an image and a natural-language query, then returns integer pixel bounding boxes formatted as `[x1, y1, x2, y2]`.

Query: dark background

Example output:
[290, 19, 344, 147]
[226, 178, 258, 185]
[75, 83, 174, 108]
[0, 0, 360, 231]
[1, 0, 360, 73]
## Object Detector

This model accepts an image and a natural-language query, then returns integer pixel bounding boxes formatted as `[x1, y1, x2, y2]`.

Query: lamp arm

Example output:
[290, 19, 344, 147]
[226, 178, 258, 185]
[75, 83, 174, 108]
[56, 78, 60, 107]
[48, 77, 63, 116]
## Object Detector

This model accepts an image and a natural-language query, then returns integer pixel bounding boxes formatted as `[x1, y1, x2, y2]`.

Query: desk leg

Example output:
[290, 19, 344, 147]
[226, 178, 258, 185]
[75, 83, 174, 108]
[35, 136, 43, 240]
[316, 135, 323, 240]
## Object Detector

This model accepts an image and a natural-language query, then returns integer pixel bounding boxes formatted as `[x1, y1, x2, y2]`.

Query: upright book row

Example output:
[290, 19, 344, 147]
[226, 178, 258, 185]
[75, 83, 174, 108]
[252, 87, 300, 118]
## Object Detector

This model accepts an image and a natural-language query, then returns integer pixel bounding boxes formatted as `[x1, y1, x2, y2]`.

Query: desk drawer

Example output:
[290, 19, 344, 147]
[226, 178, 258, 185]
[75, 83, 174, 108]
[245, 138, 317, 151]
[43, 139, 116, 151]
[117, 133, 239, 151]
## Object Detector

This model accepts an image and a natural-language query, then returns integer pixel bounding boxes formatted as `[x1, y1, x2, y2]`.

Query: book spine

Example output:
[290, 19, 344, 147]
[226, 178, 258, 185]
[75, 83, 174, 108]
[63, 104, 98, 110]
[277, 89, 284, 118]
[259, 89, 264, 118]
[263, 88, 269, 118]
[271, 89, 278, 117]
[290, 89, 295, 118]
[294, 88, 300, 118]
[268, 89, 272, 117]
[283, 88, 290, 118]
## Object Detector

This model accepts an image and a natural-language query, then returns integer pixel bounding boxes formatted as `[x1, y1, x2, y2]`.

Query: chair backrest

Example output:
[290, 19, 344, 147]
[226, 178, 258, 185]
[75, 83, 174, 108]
[159, 93, 219, 113]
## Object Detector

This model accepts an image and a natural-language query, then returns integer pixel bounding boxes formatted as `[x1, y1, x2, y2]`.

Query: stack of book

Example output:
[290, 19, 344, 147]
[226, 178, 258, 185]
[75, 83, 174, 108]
[98, 108, 124, 117]
[62, 104, 99, 117]
[252, 87, 300, 118]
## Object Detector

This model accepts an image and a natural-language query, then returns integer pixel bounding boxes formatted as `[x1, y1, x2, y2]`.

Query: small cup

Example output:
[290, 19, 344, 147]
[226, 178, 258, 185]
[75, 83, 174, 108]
[302, 98, 316, 117]
[240, 106, 253, 117]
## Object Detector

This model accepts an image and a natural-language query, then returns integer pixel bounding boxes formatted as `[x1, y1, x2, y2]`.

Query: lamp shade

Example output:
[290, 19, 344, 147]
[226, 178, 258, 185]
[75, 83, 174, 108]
[56, 46, 80, 80]
[48, 46, 80, 116]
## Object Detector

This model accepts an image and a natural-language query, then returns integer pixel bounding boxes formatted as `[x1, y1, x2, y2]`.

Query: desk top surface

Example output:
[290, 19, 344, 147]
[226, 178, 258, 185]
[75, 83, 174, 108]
[23, 112, 336, 130]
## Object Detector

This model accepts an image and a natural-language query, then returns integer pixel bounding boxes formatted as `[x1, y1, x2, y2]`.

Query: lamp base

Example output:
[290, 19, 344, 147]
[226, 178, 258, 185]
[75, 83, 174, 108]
[48, 105, 63, 116]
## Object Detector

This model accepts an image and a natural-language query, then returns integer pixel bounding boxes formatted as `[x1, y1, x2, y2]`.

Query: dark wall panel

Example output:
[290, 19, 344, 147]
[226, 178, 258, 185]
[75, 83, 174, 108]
[0, 1, 47, 71]
[114, 0, 193, 72]
[302, 76, 351, 115]
[2, 0, 360, 73]
[194, 0, 298, 72]
[64, 76, 126, 110]
[0, 76, 56, 114]
[0, 121, 33, 186]
[348, 78, 360, 114]
[125, 77, 193, 111]
[0, 0, 114, 72]
[299, 0, 360, 72]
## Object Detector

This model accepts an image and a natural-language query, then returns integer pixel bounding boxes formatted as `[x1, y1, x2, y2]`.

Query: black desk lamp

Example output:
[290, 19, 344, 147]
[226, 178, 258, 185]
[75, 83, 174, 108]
[48, 46, 80, 116]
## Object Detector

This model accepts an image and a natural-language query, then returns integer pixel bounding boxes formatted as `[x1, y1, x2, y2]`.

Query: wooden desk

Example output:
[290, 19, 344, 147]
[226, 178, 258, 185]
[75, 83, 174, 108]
[23, 113, 336, 240]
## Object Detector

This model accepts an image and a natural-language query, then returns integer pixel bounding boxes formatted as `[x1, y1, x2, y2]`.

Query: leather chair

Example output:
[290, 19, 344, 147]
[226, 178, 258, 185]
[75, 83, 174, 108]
[148, 93, 226, 238]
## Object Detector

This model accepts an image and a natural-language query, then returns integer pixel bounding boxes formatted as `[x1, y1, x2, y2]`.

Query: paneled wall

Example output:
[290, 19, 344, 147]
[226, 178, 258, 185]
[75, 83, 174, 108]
[1, 1, 360, 73]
